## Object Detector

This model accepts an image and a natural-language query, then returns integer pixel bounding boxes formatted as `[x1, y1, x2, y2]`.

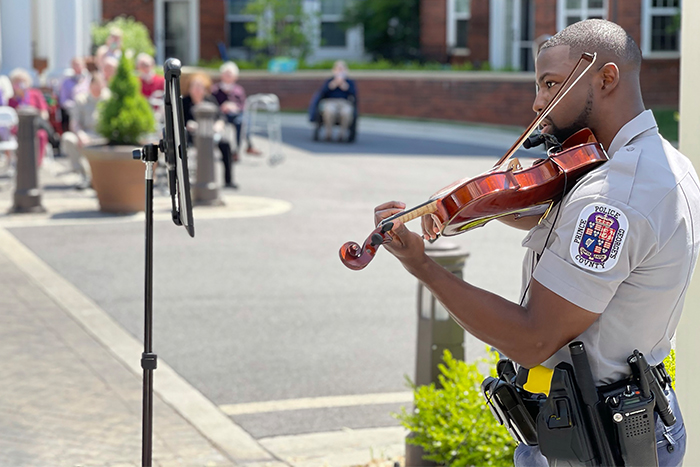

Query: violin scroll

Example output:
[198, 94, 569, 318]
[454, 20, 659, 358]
[339, 222, 394, 270]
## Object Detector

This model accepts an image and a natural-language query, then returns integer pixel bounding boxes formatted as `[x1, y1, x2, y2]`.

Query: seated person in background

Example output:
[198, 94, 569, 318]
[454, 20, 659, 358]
[60, 72, 109, 189]
[8, 68, 50, 165]
[0, 75, 13, 143]
[211, 61, 261, 157]
[183, 73, 237, 189]
[316, 60, 356, 142]
[136, 53, 165, 99]
[58, 57, 90, 133]
[101, 56, 119, 84]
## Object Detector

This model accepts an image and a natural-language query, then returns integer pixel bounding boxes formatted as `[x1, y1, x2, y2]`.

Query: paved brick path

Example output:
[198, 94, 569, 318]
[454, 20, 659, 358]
[0, 249, 234, 466]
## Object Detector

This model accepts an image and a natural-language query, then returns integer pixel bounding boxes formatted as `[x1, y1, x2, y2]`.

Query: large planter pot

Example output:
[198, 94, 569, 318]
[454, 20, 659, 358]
[82, 145, 145, 213]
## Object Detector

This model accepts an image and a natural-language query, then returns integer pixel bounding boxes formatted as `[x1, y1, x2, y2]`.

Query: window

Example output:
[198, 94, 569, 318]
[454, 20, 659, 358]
[320, 0, 347, 47]
[642, 0, 681, 57]
[447, 0, 470, 52]
[227, 0, 255, 48]
[557, 0, 607, 31]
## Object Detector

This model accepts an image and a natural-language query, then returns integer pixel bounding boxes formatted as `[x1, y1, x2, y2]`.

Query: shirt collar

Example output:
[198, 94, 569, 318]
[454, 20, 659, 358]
[607, 109, 658, 157]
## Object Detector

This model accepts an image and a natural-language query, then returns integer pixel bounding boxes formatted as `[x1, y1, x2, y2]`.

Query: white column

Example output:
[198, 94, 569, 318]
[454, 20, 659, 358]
[678, 2, 700, 466]
[51, 0, 80, 73]
[0, 0, 33, 74]
[489, 0, 506, 70]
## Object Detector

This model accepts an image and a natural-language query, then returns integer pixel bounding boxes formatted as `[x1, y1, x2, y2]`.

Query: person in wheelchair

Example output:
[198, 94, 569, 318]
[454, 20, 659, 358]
[309, 60, 357, 142]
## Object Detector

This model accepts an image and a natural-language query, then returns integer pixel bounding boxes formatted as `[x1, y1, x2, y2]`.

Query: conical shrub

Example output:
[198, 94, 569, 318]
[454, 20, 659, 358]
[97, 54, 155, 145]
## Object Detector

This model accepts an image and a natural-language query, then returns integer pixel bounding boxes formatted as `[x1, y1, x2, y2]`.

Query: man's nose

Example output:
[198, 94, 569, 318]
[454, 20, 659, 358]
[532, 91, 548, 115]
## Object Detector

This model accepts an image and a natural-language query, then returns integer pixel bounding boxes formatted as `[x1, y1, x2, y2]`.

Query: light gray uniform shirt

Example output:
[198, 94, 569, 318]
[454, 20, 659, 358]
[521, 109, 700, 385]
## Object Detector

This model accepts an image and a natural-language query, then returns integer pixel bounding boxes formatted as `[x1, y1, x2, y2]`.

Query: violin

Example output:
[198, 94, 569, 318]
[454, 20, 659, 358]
[339, 53, 609, 271]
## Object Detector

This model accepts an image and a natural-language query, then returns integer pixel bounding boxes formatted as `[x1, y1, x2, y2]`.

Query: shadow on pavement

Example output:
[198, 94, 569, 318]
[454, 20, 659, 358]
[281, 125, 537, 158]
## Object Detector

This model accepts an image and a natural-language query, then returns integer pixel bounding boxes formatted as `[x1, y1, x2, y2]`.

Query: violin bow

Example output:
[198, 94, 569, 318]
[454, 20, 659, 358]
[494, 52, 597, 170]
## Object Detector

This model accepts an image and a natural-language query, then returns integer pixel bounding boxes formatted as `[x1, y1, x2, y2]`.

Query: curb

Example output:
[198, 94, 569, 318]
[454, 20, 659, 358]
[0, 227, 288, 466]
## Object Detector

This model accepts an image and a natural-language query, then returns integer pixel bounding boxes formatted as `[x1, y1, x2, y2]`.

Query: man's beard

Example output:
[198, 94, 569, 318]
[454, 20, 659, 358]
[548, 87, 594, 144]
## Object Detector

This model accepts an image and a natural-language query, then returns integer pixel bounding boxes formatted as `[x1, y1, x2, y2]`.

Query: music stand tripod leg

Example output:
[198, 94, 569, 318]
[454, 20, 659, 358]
[133, 143, 160, 467]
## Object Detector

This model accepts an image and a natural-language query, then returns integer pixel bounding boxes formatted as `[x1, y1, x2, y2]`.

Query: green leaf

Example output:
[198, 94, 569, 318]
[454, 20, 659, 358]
[97, 54, 155, 145]
[393, 348, 516, 466]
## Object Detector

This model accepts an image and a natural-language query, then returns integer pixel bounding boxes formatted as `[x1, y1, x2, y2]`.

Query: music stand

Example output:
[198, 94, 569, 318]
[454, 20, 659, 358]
[132, 58, 194, 467]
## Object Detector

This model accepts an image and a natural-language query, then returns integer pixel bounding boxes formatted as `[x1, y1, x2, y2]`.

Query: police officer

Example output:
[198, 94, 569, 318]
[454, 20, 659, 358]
[373, 19, 695, 467]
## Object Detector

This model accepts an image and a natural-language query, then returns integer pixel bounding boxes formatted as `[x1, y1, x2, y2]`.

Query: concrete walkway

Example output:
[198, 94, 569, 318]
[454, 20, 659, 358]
[0, 114, 529, 466]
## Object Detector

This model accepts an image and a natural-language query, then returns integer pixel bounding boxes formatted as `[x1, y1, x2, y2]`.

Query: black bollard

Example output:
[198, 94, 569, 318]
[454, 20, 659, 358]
[192, 101, 225, 205]
[405, 241, 469, 467]
[11, 107, 45, 213]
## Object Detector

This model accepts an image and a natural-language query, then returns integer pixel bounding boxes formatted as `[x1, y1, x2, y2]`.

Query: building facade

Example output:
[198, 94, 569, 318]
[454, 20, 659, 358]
[421, 0, 681, 106]
[0, 0, 100, 76]
[100, 0, 366, 66]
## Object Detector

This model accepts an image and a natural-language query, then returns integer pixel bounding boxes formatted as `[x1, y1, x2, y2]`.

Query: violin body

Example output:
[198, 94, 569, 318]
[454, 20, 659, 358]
[340, 128, 608, 270]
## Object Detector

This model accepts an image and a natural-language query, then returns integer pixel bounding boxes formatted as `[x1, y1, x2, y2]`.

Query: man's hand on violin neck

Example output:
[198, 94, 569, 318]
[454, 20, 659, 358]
[374, 201, 428, 271]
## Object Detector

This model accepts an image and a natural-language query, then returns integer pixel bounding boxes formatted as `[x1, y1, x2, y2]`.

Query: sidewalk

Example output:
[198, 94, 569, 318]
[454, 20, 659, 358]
[0, 155, 405, 467]
[0, 116, 522, 466]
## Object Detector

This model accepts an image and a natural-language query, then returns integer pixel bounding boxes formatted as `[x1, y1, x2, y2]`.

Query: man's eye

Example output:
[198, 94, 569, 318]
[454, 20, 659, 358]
[546, 81, 556, 89]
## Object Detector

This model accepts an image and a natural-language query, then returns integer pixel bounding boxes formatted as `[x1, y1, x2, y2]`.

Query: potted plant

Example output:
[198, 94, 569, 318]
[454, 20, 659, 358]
[83, 54, 155, 213]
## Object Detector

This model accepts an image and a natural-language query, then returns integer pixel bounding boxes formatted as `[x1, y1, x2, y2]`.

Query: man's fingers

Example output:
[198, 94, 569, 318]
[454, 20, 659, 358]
[374, 201, 406, 212]
[374, 201, 406, 227]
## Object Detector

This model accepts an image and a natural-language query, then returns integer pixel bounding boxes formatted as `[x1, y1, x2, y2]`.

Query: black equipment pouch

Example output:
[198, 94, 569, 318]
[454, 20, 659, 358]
[482, 375, 539, 446]
[482, 359, 540, 446]
[536, 362, 599, 466]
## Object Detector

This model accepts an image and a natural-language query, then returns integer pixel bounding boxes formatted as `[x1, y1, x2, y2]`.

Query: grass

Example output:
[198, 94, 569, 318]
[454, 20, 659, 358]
[652, 108, 679, 142]
[198, 58, 504, 72]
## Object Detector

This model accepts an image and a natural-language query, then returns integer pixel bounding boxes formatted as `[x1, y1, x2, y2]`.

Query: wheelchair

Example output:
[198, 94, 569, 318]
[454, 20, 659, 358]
[312, 95, 357, 143]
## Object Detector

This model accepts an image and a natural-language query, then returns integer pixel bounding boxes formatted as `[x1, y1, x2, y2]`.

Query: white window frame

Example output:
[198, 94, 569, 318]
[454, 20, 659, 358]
[641, 0, 681, 59]
[155, 0, 199, 66]
[225, 0, 257, 52]
[556, 0, 607, 32]
[447, 0, 471, 56]
[320, 0, 347, 49]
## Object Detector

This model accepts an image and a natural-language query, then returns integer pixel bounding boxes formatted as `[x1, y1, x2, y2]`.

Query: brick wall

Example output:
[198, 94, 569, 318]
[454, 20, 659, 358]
[219, 71, 538, 127]
[533, 0, 557, 42]
[102, 0, 155, 36]
[200, 0, 226, 61]
[420, 0, 448, 61]
[468, 0, 490, 64]
[192, 69, 678, 127]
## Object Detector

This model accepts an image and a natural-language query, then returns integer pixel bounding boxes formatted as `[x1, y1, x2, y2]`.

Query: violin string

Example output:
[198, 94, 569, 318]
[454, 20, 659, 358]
[518, 166, 568, 307]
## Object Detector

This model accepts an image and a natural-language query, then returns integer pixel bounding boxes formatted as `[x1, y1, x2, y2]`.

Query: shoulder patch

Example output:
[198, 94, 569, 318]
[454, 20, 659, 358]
[569, 203, 628, 273]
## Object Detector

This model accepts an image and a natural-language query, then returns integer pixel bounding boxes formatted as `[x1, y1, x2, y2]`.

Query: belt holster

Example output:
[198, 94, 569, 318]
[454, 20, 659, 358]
[536, 362, 601, 465]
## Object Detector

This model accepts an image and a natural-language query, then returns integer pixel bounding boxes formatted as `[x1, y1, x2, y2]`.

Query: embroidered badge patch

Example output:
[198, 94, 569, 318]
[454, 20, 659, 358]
[569, 203, 628, 273]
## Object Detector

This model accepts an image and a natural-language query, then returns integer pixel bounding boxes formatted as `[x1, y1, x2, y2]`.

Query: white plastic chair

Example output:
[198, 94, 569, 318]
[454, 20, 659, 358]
[242, 93, 284, 166]
[0, 106, 19, 176]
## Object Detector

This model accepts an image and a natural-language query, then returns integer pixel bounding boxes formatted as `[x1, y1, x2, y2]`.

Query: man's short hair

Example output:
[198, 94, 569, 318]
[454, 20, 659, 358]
[540, 19, 642, 70]
[220, 61, 240, 76]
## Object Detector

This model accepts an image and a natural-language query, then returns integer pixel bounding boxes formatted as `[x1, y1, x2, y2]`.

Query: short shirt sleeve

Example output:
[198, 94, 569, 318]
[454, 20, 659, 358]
[531, 196, 656, 313]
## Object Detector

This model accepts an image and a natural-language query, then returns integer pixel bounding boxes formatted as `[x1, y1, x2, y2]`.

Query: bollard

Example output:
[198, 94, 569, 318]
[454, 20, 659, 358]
[192, 101, 224, 206]
[405, 241, 469, 467]
[11, 107, 45, 213]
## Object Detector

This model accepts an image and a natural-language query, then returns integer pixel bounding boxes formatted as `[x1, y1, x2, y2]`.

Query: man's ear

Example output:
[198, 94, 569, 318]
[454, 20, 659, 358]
[599, 62, 620, 95]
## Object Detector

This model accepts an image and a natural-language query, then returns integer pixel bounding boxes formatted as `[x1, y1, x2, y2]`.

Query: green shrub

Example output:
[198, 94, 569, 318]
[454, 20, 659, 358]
[92, 16, 156, 58]
[663, 349, 676, 390]
[97, 55, 155, 145]
[395, 349, 516, 467]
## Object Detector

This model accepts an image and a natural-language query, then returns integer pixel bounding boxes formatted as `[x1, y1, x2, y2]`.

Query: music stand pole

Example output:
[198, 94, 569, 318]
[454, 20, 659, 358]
[134, 143, 160, 467]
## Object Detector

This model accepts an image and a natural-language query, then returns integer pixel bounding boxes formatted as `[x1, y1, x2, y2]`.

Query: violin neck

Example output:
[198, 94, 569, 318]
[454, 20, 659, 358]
[382, 200, 439, 226]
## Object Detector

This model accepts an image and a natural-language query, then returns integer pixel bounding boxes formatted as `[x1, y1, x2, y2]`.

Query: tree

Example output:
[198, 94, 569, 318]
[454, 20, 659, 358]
[344, 0, 420, 62]
[97, 55, 155, 145]
[92, 16, 156, 58]
[244, 0, 317, 60]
